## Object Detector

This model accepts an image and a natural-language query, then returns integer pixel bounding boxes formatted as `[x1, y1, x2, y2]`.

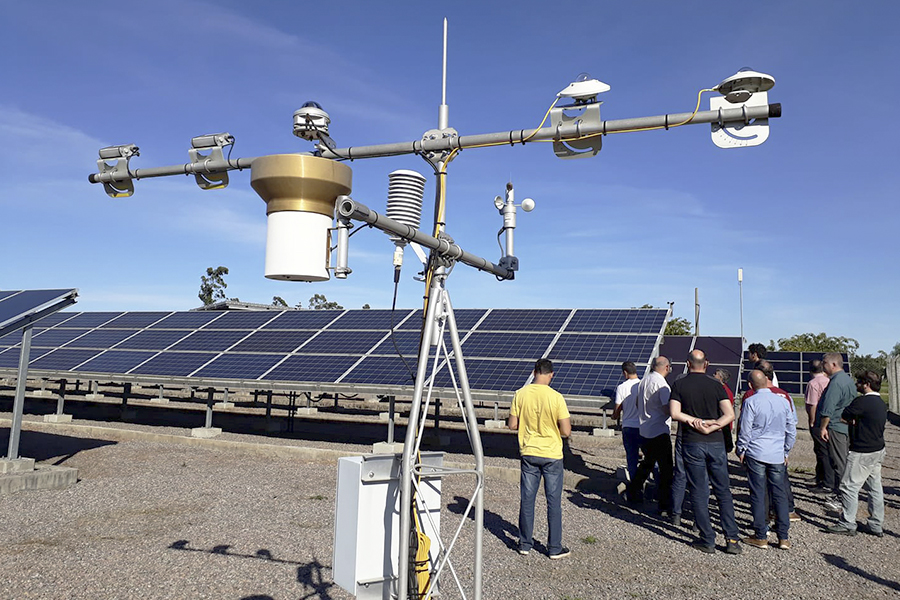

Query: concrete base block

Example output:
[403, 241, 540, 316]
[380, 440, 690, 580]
[83, 394, 105, 401]
[378, 412, 391, 422]
[150, 397, 170, 404]
[43, 414, 73, 423]
[190, 427, 222, 439]
[592, 428, 617, 437]
[364, 397, 383, 404]
[295, 407, 318, 416]
[0, 464, 78, 495]
[372, 442, 405, 454]
[33, 390, 53, 397]
[213, 402, 234, 409]
[484, 419, 506, 429]
[616, 481, 628, 496]
[0, 458, 36, 474]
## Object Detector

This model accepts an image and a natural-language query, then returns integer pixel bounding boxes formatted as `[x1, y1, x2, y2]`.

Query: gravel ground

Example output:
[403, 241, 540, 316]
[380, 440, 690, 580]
[2, 414, 899, 600]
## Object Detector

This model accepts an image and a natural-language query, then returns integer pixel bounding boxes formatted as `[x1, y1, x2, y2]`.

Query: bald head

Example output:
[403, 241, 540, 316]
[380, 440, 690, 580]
[687, 349, 707, 373]
[749, 369, 768, 390]
[652, 356, 670, 374]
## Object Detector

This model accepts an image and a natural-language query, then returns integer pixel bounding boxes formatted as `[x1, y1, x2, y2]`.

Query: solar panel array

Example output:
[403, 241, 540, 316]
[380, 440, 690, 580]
[0, 308, 668, 401]
[0, 289, 78, 338]
[660, 336, 744, 395]
[742, 351, 851, 395]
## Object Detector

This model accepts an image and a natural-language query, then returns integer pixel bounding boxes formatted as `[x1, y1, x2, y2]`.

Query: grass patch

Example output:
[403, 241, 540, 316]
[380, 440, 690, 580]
[580, 535, 597, 544]
[308, 494, 326, 500]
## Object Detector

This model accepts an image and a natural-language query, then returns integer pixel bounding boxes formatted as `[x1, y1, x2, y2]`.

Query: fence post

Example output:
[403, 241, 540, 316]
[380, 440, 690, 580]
[887, 356, 900, 415]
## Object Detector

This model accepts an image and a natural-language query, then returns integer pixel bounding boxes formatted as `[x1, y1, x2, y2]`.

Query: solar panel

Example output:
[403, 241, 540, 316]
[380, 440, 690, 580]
[265, 354, 360, 382]
[193, 353, 285, 379]
[149, 312, 222, 329]
[398, 308, 487, 331]
[200, 311, 283, 329]
[370, 330, 424, 356]
[74, 350, 157, 373]
[565, 309, 668, 333]
[130, 352, 217, 376]
[261, 310, 343, 330]
[229, 330, 315, 354]
[548, 334, 657, 363]
[31, 312, 80, 327]
[31, 328, 90, 347]
[29, 348, 102, 370]
[551, 362, 622, 398]
[476, 309, 570, 332]
[298, 330, 386, 354]
[56, 312, 123, 328]
[742, 351, 850, 395]
[168, 330, 249, 352]
[340, 356, 417, 386]
[462, 332, 555, 359]
[434, 359, 534, 392]
[114, 330, 190, 350]
[63, 329, 139, 349]
[0, 346, 53, 367]
[1, 328, 49, 346]
[0, 291, 18, 301]
[101, 312, 171, 328]
[329, 309, 413, 330]
[0, 289, 77, 327]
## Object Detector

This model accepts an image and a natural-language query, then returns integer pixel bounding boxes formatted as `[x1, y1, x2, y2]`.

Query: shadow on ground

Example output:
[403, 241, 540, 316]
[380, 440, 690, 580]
[0, 428, 116, 465]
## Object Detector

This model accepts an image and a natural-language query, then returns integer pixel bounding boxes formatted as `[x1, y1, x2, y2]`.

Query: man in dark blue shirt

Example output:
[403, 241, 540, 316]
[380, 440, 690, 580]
[825, 370, 888, 537]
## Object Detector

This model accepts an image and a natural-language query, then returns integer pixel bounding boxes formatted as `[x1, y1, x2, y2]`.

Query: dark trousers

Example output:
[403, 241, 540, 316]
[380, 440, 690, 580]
[813, 429, 834, 489]
[627, 433, 673, 512]
[828, 430, 850, 495]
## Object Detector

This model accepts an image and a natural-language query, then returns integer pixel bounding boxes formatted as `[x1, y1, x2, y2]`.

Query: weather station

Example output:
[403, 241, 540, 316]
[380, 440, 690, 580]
[87, 19, 780, 600]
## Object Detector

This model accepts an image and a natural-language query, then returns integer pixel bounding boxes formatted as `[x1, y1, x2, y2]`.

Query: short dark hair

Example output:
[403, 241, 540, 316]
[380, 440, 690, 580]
[748, 343, 767, 359]
[622, 361, 637, 375]
[809, 359, 824, 374]
[757, 359, 775, 382]
[534, 358, 554, 375]
[856, 370, 882, 392]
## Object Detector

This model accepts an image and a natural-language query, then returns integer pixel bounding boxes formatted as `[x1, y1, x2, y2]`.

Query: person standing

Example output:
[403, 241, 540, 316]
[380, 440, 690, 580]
[670, 349, 742, 554]
[826, 371, 888, 537]
[748, 343, 779, 388]
[626, 357, 673, 516]
[612, 361, 642, 482]
[737, 370, 797, 550]
[508, 358, 572, 558]
[817, 352, 856, 511]
[805, 360, 831, 492]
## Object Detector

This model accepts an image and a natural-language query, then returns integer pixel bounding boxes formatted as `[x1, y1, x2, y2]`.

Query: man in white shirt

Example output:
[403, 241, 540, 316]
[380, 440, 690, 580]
[612, 361, 642, 481]
[625, 356, 673, 514]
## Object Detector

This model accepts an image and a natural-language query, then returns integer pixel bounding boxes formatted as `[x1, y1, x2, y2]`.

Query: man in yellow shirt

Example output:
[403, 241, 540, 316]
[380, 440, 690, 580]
[508, 358, 572, 558]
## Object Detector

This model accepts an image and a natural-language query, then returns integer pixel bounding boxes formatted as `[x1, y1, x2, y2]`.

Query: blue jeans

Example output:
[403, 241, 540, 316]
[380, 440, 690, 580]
[683, 442, 739, 545]
[745, 456, 790, 540]
[671, 430, 688, 516]
[519, 455, 564, 554]
[622, 427, 643, 481]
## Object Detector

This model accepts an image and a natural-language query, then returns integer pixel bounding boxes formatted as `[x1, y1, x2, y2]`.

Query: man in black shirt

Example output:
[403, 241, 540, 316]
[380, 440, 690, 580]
[670, 349, 741, 555]
[826, 370, 888, 537]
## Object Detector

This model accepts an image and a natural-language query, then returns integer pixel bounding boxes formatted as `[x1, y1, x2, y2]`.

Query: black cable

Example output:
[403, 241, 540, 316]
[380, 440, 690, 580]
[390, 267, 416, 383]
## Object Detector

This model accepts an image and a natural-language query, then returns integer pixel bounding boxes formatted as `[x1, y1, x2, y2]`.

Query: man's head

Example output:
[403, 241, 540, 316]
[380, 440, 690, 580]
[808, 359, 824, 375]
[687, 349, 708, 373]
[714, 368, 731, 385]
[534, 358, 554, 376]
[748, 343, 767, 363]
[823, 352, 843, 376]
[651, 356, 670, 375]
[621, 361, 638, 379]
[856, 370, 882, 393]
[756, 359, 775, 383]
[749, 369, 768, 391]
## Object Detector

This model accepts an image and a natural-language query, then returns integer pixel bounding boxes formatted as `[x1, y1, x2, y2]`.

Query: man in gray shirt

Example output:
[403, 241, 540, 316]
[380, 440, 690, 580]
[817, 352, 856, 511]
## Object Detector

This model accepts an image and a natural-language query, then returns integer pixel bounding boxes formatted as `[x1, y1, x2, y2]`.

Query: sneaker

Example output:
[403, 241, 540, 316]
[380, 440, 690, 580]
[825, 524, 857, 536]
[777, 539, 791, 550]
[691, 541, 715, 554]
[742, 536, 769, 549]
[670, 514, 682, 528]
[859, 523, 884, 538]
[548, 547, 571, 560]
[789, 512, 801, 523]
[517, 547, 530, 556]
[724, 539, 743, 555]
[811, 485, 831, 495]
[824, 498, 842, 512]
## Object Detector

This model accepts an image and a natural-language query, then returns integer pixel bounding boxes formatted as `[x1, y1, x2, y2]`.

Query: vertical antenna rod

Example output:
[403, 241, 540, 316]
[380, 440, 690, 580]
[439, 17, 449, 130]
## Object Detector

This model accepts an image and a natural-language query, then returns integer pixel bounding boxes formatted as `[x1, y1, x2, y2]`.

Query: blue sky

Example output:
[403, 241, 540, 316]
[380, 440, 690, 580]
[1, 1, 897, 355]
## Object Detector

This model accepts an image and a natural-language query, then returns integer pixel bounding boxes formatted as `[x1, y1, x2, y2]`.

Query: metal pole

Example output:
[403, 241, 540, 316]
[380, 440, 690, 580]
[388, 395, 396, 444]
[56, 379, 67, 415]
[205, 388, 214, 429]
[87, 104, 782, 184]
[694, 287, 700, 337]
[398, 273, 444, 600]
[738, 268, 744, 344]
[7, 325, 33, 460]
[444, 293, 485, 600]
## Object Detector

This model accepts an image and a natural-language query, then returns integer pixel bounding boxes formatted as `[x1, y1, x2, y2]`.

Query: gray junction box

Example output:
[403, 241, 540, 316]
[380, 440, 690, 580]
[333, 452, 443, 599]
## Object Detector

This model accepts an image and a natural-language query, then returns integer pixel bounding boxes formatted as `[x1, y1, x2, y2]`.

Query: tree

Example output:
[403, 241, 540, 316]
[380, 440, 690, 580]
[362, 304, 371, 310]
[307, 293, 343, 310]
[893, 342, 900, 356]
[664, 317, 692, 336]
[776, 332, 860, 354]
[198, 266, 229, 306]
[272, 296, 288, 307]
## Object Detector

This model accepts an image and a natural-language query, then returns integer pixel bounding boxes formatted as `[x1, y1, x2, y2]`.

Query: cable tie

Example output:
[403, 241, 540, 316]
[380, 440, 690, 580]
[664, 114, 669, 130]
